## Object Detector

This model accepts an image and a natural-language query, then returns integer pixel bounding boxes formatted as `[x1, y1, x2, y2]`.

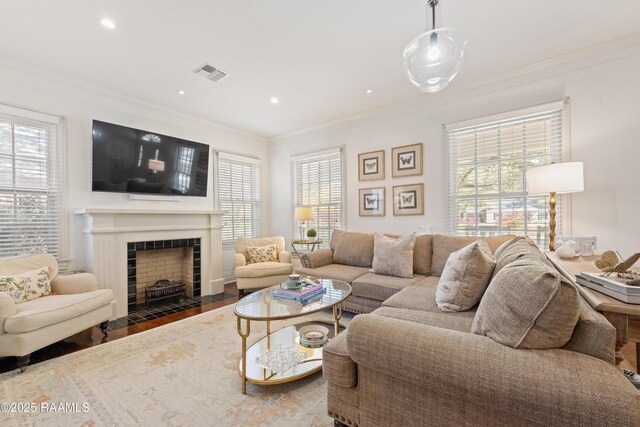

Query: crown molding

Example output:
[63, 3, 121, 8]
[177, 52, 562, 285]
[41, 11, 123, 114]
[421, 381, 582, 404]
[0, 58, 267, 144]
[269, 31, 640, 143]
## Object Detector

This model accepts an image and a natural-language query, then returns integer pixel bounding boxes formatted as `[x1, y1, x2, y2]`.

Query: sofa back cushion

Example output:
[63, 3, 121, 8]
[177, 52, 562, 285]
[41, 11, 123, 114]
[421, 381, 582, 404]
[0, 254, 59, 280]
[385, 234, 433, 275]
[471, 254, 580, 349]
[370, 233, 416, 278]
[431, 234, 515, 276]
[492, 236, 544, 278]
[331, 229, 374, 267]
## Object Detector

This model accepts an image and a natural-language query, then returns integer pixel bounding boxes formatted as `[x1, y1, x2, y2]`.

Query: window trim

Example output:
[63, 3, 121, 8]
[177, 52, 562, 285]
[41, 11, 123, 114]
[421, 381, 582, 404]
[291, 146, 345, 249]
[0, 104, 67, 262]
[216, 151, 262, 250]
[444, 99, 571, 245]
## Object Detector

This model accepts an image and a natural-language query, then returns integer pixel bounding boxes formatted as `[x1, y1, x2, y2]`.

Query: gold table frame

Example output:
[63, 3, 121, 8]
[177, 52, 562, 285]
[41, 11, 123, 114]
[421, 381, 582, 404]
[234, 282, 350, 394]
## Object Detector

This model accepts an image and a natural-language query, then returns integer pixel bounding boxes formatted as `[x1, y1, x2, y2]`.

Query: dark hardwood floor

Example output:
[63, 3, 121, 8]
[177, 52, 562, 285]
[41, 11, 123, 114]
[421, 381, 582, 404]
[1, 280, 637, 375]
[0, 282, 240, 374]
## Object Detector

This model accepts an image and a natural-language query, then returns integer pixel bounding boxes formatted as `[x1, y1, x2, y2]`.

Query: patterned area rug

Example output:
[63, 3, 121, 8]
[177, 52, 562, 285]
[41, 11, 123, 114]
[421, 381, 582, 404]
[0, 304, 342, 426]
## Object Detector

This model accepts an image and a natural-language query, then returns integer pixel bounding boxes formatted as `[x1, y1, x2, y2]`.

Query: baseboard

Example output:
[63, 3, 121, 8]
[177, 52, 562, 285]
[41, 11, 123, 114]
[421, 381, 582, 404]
[203, 278, 224, 295]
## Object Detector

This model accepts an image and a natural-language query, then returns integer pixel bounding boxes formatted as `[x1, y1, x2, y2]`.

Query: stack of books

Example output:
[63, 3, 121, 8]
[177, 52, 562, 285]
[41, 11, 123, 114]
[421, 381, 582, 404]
[576, 272, 640, 304]
[273, 281, 326, 302]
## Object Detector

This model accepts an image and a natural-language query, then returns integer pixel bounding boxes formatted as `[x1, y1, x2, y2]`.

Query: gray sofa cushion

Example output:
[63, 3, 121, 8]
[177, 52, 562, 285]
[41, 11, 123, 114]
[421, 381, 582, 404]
[331, 230, 374, 268]
[431, 234, 515, 276]
[373, 306, 474, 333]
[295, 264, 369, 283]
[322, 332, 357, 387]
[472, 257, 580, 349]
[352, 272, 426, 302]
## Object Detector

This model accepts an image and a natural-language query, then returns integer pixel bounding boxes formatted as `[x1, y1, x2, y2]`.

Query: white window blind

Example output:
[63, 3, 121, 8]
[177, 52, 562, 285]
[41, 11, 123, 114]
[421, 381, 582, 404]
[218, 152, 261, 248]
[445, 100, 567, 248]
[291, 148, 344, 249]
[0, 107, 60, 258]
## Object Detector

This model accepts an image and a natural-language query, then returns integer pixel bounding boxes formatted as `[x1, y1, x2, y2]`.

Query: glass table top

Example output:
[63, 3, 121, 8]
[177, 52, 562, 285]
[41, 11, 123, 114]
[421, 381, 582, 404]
[234, 279, 351, 321]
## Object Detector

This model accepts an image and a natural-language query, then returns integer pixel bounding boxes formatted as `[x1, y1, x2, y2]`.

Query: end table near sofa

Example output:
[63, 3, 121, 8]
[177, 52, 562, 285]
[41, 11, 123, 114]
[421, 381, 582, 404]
[546, 252, 640, 371]
[291, 239, 323, 258]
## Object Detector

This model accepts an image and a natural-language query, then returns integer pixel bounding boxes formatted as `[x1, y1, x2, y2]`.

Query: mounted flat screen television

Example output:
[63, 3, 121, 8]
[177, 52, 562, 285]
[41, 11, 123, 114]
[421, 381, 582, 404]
[92, 120, 209, 197]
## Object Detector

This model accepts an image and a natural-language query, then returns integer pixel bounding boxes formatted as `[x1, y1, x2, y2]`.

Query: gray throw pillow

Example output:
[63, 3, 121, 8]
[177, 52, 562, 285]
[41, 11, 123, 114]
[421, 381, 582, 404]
[370, 233, 416, 278]
[436, 239, 496, 312]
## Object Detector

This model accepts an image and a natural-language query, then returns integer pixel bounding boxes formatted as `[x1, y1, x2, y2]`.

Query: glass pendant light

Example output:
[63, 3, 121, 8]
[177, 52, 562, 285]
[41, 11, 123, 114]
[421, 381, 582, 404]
[403, 0, 467, 93]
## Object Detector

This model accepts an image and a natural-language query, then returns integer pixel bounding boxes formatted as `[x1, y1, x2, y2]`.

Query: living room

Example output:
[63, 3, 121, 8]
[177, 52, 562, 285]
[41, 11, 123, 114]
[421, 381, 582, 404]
[1, 1, 639, 426]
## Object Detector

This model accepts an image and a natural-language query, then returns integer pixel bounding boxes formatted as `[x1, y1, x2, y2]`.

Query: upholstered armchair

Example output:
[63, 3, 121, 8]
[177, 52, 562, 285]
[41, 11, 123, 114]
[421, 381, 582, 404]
[234, 236, 293, 297]
[0, 254, 114, 372]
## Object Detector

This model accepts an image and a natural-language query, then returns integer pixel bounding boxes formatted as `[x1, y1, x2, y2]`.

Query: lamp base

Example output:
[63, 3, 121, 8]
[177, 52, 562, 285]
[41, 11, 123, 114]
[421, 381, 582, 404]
[548, 191, 556, 252]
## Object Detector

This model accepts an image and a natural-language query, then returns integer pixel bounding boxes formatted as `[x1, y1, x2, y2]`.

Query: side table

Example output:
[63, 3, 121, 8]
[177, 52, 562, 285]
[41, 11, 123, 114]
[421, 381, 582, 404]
[291, 240, 323, 258]
[546, 252, 640, 371]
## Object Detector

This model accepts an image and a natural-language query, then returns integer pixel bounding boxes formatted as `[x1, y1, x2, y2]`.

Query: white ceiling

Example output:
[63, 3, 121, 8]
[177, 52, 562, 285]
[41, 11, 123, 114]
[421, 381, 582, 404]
[1, 1, 640, 138]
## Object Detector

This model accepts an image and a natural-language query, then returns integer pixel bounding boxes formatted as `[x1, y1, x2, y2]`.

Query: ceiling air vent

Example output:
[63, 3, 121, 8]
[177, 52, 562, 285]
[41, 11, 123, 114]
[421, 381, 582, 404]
[193, 63, 229, 82]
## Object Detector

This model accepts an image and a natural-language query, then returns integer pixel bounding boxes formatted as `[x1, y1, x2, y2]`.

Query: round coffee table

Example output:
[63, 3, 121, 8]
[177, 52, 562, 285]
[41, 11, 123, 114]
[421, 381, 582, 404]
[234, 278, 351, 394]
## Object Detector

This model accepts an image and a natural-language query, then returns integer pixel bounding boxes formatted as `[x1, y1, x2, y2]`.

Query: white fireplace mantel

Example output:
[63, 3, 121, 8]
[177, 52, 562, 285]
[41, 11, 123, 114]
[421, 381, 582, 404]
[75, 208, 225, 318]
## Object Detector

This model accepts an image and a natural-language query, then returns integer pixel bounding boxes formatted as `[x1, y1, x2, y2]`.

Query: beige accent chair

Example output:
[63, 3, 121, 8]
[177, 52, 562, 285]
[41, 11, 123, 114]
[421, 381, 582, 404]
[0, 254, 114, 372]
[234, 236, 293, 297]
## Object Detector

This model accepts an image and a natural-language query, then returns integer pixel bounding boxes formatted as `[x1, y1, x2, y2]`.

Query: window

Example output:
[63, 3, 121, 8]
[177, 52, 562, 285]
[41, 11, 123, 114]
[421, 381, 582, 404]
[175, 145, 195, 193]
[445, 100, 567, 248]
[218, 152, 261, 248]
[291, 147, 344, 249]
[0, 106, 61, 258]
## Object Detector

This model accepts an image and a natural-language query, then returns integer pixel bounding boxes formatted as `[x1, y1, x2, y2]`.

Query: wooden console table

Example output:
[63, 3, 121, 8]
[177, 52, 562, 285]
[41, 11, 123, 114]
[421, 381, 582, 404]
[546, 252, 640, 371]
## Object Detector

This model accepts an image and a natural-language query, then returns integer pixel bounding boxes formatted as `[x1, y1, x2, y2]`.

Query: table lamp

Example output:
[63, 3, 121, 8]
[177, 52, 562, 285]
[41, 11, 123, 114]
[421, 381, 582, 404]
[148, 159, 165, 183]
[294, 206, 313, 241]
[526, 162, 584, 251]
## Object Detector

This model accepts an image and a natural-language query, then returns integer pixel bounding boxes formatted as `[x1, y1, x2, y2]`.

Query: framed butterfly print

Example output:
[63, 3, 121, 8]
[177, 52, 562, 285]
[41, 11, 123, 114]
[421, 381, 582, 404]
[393, 183, 424, 216]
[392, 143, 422, 178]
[359, 187, 385, 216]
[358, 150, 385, 181]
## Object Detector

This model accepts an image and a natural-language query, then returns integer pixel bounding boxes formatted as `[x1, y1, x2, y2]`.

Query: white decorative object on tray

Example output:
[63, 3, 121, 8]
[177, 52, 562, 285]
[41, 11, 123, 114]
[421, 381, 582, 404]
[298, 324, 329, 348]
[255, 344, 306, 373]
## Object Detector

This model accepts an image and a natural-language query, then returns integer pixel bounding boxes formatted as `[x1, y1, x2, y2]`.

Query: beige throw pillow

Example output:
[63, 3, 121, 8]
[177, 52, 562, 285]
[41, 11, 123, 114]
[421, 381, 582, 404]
[370, 233, 416, 278]
[471, 257, 580, 349]
[436, 239, 496, 312]
[0, 267, 53, 304]
[247, 245, 278, 263]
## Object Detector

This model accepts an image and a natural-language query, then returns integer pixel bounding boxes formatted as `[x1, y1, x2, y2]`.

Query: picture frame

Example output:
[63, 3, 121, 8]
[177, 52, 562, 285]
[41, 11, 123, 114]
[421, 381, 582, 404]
[359, 187, 385, 216]
[392, 143, 423, 178]
[393, 183, 424, 216]
[358, 150, 385, 181]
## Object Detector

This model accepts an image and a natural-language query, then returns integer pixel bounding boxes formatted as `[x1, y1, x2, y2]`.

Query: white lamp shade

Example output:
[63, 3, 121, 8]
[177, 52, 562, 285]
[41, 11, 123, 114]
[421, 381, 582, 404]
[148, 159, 165, 172]
[294, 206, 313, 221]
[526, 162, 584, 195]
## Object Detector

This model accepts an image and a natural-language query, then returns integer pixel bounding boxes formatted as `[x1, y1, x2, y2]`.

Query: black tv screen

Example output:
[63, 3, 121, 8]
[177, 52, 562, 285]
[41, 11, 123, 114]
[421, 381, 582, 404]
[92, 120, 209, 197]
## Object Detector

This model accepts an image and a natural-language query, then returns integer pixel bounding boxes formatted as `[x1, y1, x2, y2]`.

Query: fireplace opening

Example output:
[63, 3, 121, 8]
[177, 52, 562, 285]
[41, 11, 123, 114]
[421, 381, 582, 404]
[127, 238, 201, 313]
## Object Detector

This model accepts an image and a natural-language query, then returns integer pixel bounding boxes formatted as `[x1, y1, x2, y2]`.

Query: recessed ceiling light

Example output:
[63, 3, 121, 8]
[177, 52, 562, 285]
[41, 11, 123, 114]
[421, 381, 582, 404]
[366, 89, 373, 94]
[177, 90, 185, 95]
[270, 97, 279, 105]
[100, 18, 116, 29]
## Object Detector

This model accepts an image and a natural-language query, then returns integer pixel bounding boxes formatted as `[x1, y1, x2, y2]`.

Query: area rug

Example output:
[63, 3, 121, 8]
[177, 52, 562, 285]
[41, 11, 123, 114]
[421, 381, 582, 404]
[0, 304, 345, 426]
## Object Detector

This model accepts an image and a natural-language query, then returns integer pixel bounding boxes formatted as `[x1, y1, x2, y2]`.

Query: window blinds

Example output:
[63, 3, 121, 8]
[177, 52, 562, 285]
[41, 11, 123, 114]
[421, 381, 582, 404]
[0, 108, 60, 258]
[291, 147, 344, 249]
[445, 100, 567, 248]
[218, 152, 261, 248]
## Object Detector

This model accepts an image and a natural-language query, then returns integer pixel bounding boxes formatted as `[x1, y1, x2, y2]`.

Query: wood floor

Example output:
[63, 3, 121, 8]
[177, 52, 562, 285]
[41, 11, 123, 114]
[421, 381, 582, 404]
[0, 281, 636, 374]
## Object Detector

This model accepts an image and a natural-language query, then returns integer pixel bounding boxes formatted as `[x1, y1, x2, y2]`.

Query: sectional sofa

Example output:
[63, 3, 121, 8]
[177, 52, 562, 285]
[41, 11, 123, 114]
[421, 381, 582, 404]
[297, 230, 640, 426]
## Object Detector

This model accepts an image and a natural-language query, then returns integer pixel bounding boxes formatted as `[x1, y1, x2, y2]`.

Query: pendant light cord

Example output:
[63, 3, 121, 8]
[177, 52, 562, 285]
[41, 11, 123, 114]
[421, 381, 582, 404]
[427, 0, 439, 31]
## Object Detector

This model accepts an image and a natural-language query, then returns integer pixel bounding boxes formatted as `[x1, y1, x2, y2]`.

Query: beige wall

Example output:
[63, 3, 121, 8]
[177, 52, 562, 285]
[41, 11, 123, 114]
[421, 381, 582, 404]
[269, 37, 640, 256]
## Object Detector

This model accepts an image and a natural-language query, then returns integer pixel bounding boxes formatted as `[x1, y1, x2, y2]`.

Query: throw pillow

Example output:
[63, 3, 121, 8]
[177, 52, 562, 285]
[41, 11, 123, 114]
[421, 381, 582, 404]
[436, 239, 496, 312]
[369, 233, 416, 278]
[471, 257, 580, 349]
[247, 245, 278, 263]
[0, 267, 53, 304]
